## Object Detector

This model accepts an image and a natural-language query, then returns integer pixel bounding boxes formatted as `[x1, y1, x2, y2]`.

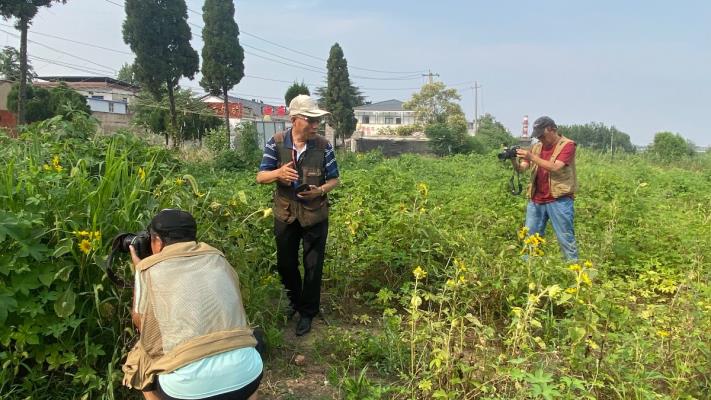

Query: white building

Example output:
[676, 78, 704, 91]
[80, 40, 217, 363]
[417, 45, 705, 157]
[353, 99, 416, 136]
[35, 76, 139, 115]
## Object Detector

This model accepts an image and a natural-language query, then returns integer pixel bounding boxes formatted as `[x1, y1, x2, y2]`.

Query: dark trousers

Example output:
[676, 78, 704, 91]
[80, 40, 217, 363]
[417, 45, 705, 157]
[274, 218, 328, 318]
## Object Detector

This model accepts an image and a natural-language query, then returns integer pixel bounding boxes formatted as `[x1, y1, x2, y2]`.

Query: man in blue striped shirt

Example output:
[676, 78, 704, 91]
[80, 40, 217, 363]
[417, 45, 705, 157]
[257, 95, 339, 336]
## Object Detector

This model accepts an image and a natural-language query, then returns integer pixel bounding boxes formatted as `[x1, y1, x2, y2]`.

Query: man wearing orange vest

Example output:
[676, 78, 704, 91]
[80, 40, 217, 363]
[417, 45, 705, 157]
[513, 116, 579, 261]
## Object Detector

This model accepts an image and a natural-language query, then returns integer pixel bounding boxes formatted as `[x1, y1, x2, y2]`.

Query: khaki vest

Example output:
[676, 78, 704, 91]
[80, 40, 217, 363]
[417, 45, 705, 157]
[122, 242, 257, 390]
[526, 136, 577, 199]
[272, 131, 330, 227]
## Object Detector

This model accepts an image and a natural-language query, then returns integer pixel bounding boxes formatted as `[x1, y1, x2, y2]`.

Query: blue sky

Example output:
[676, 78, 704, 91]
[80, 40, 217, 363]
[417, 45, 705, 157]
[2, 0, 709, 145]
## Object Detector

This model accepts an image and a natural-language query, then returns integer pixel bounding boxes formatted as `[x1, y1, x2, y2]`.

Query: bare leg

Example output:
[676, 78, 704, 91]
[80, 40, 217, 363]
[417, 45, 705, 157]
[247, 391, 258, 400]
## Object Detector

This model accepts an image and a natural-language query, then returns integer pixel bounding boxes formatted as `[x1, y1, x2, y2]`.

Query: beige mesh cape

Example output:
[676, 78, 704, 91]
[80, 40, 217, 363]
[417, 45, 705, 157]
[122, 242, 257, 390]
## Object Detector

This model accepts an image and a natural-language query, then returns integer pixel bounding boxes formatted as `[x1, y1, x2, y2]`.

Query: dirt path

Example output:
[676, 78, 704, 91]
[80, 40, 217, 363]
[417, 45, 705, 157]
[259, 315, 342, 400]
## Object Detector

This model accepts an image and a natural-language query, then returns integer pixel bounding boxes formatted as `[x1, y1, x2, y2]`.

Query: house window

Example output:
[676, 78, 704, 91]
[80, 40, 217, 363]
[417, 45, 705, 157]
[108, 102, 114, 113]
[384, 117, 394, 124]
[395, 117, 402, 124]
[91, 95, 104, 100]
[362, 115, 370, 124]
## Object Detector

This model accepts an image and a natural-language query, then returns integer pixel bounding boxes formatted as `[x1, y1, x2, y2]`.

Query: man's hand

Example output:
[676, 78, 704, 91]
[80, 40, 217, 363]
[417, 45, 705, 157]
[129, 245, 141, 268]
[277, 161, 299, 184]
[516, 148, 533, 161]
[297, 185, 324, 201]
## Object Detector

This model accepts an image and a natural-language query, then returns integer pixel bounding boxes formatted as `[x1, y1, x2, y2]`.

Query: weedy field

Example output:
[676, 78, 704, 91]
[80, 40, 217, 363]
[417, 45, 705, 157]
[1, 118, 709, 399]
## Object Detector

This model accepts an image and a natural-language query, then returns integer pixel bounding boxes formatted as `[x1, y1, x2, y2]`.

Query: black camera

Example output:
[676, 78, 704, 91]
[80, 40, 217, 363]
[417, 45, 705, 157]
[497, 145, 520, 161]
[103, 231, 151, 288]
[111, 231, 152, 260]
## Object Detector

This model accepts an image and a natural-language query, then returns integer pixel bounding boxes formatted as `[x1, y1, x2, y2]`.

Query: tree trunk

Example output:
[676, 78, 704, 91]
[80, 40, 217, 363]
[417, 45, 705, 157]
[222, 86, 231, 149]
[18, 17, 29, 125]
[167, 81, 178, 148]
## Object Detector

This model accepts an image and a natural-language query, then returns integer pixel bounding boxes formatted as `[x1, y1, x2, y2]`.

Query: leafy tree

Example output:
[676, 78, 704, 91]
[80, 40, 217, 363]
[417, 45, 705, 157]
[0, 46, 35, 82]
[285, 81, 310, 106]
[0, 0, 68, 125]
[558, 122, 635, 153]
[648, 131, 695, 160]
[7, 82, 89, 124]
[123, 0, 199, 146]
[200, 0, 244, 146]
[475, 113, 515, 152]
[323, 43, 356, 142]
[131, 88, 222, 143]
[314, 82, 365, 110]
[425, 122, 481, 156]
[403, 82, 463, 126]
[116, 62, 139, 86]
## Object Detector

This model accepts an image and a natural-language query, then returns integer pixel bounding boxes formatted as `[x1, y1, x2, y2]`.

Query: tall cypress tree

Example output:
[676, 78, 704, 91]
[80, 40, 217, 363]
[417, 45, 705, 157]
[200, 0, 244, 147]
[324, 43, 356, 143]
[123, 0, 199, 146]
[0, 1, 67, 125]
[285, 81, 310, 106]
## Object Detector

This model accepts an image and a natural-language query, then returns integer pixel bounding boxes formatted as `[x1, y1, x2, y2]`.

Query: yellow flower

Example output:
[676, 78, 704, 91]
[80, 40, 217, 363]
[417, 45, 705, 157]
[584, 260, 593, 268]
[446, 279, 456, 288]
[565, 287, 578, 294]
[417, 182, 429, 197]
[74, 230, 91, 238]
[568, 264, 582, 272]
[79, 239, 92, 255]
[175, 177, 185, 186]
[51, 155, 63, 173]
[517, 226, 529, 240]
[418, 379, 432, 392]
[656, 330, 670, 338]
[454, 258, 467, 272]
[43, 164, 52, 171]
[137, 167, 146, 183]
[458, 275, 467, 284]
[91, 231, 101, 241]
[580, 272, 592, 286]
[412, 266, 427, 280]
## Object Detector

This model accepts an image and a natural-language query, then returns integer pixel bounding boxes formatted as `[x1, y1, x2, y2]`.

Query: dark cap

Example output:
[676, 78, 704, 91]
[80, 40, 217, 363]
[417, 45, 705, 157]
[532, 116, 557, 138]
[149, 209, 197, 239]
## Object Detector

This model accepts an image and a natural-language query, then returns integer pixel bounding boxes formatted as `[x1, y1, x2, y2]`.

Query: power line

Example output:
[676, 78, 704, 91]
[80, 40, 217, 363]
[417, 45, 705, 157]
[0, 28, 118, 74]
[105, 0, 425, 79]
[0, 23, 132, 56]
[183, 4, 425, 75]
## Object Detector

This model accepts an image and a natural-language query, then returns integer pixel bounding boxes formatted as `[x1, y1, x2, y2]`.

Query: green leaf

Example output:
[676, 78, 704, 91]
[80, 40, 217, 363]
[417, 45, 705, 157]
[52, 238, 74, 258]
[54, 285, 76, 318]
[11, 268, 42, 295]
[54, 265, 74, 282]
[17, 241, 49, 261]
[0, 289, 18, 324]
[38, 264, 57, 287]
[238, 190, 248, 205]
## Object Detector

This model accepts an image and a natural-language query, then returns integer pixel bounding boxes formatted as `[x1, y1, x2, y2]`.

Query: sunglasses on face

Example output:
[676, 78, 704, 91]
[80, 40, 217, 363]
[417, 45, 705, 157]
[297, 115, 321, 124]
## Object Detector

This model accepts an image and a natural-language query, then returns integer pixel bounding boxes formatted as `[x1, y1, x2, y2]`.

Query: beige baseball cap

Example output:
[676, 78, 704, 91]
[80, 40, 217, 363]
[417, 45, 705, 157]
[288, 94, 330, 117]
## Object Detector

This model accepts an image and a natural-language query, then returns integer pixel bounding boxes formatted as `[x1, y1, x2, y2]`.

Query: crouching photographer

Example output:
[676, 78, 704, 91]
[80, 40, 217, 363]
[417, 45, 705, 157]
[121, 209, 263, 400]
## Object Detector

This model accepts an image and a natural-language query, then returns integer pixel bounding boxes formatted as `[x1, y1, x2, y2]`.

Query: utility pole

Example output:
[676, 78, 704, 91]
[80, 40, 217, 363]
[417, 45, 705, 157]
[422, 69, 439, 84]
[471, 81, 481, 134]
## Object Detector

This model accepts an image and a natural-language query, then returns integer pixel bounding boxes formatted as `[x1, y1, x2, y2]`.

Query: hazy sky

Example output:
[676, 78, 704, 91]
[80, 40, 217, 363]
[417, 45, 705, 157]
[2, 0, 709, 146]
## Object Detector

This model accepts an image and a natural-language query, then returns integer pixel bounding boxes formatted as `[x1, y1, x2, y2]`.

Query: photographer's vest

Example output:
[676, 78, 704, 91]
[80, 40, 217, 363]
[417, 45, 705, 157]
[526, 136, 578, 199]
[122, 242, 257, 390]
[272, 131, 329, 227]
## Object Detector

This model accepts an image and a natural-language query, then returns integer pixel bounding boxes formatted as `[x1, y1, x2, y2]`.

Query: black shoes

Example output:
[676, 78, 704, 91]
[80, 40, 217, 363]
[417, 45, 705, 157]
[295, 316, 312, 336]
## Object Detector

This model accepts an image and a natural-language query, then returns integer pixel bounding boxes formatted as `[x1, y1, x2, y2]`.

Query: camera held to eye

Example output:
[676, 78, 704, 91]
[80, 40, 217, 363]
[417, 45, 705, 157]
[104, 231, 152, 288]
[497, 145, 520, 161]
